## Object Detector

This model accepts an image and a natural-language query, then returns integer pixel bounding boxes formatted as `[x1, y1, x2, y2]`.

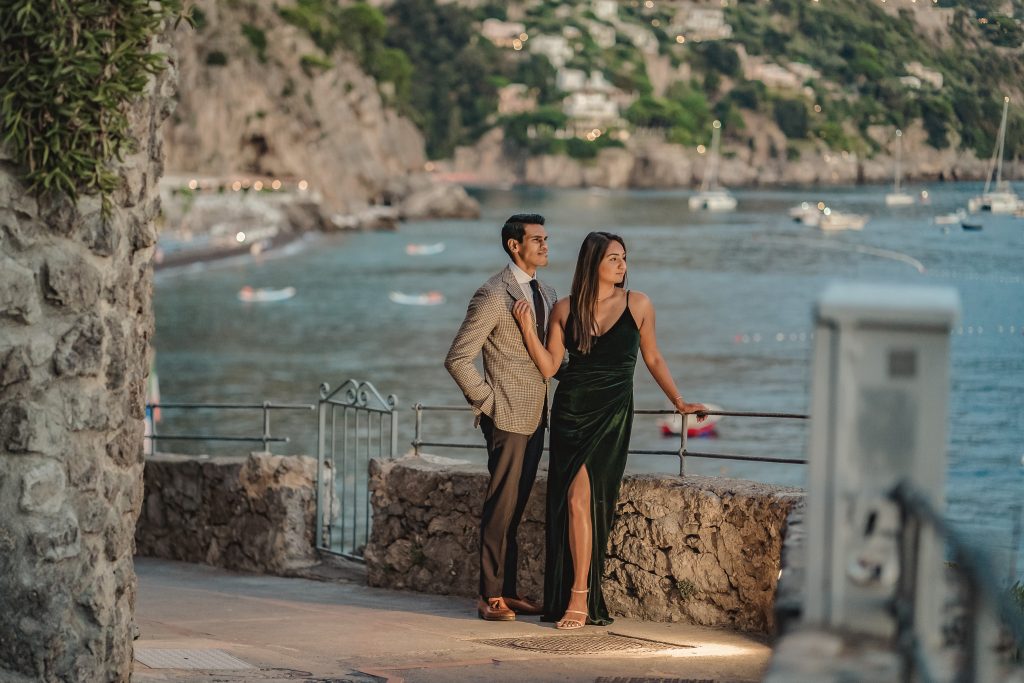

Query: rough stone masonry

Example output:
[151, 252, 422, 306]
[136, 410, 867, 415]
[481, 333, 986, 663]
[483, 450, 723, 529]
[366, 454, 803, 634]
[0, 31, 177, 683]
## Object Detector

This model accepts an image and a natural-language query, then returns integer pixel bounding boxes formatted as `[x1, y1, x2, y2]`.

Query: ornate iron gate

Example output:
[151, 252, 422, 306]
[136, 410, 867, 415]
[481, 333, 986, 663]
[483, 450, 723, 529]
[315, 379, 397, 559]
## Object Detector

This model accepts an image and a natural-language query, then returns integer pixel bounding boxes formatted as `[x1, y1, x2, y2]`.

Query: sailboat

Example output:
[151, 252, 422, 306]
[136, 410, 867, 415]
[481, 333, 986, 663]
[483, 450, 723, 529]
[885, 128, 914, 207]
[967, 96, 1022, 214]
[689, 120, 737, 212]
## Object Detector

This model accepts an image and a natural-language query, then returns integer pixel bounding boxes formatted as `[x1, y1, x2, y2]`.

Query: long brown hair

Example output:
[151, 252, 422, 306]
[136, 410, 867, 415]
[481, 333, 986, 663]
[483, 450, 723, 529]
[570, 231, 626, 355]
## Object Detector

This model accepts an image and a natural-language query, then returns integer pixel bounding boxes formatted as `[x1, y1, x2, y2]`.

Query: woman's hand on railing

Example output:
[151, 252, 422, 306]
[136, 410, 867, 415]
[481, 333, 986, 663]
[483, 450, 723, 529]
[673, 398, 709, 422]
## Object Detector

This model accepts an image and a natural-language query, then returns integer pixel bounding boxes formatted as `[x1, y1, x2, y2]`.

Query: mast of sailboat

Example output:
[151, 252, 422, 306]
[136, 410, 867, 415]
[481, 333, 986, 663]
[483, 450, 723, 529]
[701, 119, 722, 192]
[894, 128, 903, 193]
[993, 95, 1009, 192]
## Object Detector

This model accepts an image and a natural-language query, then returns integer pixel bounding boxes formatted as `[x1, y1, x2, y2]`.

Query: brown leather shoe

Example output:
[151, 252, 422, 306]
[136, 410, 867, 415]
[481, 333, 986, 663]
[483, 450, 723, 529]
[503, 596, 543, 615]
[477, 597, 515, 621]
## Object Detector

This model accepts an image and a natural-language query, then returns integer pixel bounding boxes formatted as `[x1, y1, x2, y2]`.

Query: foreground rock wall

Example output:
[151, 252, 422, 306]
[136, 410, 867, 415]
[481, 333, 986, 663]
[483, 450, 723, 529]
[365, 454, 803, 634]
[0, 25, 175, 683]
[135, 453, 319, 575]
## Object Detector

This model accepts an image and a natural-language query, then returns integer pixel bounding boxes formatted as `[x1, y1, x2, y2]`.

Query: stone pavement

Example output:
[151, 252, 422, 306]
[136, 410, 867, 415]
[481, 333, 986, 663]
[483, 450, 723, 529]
[133, 557, 773, 683]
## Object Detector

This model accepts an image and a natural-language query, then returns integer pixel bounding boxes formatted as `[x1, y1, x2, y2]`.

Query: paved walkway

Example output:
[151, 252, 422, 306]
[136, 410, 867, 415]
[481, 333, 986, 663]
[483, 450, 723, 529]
[133, 557, 773, 683]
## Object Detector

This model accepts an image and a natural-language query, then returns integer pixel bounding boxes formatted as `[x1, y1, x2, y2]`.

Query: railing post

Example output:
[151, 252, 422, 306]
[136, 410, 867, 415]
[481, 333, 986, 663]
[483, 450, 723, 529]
[262, 400, 271, 453]
[894, 490, 922, 683]
[315, 385, 329, 552]
[390, 402, 398, 459]
[962, 575, 1001, 683]
[678, 413, 688, 477]
[413, 403, 423, 456]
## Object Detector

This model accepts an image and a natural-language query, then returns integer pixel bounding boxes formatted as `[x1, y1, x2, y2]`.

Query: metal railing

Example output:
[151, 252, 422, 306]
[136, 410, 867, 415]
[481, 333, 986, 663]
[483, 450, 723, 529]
[144, 401, 315, 453]
[411, 404, 808, 476]
[316, 379, 397, 561]
[891, 481, 1024, 683]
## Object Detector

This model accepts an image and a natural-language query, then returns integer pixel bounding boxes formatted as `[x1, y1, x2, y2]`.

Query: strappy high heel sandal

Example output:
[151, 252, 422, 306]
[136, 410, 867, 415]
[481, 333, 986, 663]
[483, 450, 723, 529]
[556, 588, 589, 631]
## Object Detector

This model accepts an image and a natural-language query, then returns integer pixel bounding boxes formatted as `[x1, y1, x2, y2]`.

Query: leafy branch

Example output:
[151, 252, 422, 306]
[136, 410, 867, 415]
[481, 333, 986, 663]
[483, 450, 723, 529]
[0, 0, 191, 206]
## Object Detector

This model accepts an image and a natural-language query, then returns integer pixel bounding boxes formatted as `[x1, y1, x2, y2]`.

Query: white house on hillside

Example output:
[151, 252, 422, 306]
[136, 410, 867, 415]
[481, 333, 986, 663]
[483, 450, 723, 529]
[563, 91, 620, 126]
[482, 19, 525, 48]
[529, 34, 574, 69]
[557, 68, 587, 92]
[593, 0, 618, 22]
[670, 5, 733, 41]
[585, 20, 617, 49]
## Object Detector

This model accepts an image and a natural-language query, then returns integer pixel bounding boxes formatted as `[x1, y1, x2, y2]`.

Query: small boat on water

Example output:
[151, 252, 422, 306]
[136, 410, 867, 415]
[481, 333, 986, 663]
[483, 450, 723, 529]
[658, 404, 724, 438]
[818, 208, 868, 232]
[961, 219, 983, 232]
[885, 129, 915, 207]
[405, 242, 446, 256]
[389, 290, 445, 306]
[934, 209, 966, 225]
[689, 120, 737, 212]
[789, 201, 823, 226]
[967, 96, 1022, 215]
[238, 286, 296, 303]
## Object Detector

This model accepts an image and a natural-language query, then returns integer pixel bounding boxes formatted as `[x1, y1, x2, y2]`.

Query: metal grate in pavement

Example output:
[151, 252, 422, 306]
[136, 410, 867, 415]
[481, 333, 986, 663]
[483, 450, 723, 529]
[474, 633, 692, 655]
[134, 648, 254, 670]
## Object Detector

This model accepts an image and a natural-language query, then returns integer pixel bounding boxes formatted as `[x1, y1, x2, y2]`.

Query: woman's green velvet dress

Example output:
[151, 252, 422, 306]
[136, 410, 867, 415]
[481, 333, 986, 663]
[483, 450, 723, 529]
[543, 295, 639, 625]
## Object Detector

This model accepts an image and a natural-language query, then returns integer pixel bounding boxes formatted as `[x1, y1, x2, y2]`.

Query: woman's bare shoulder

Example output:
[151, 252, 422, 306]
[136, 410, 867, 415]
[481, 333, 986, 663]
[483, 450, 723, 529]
[628, 290, 653, 308]
[553, 297, 572, 313]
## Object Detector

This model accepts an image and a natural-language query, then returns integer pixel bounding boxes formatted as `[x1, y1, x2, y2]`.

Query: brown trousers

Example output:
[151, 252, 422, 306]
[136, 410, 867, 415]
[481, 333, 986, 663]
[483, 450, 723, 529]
[478, 414, 545, 598]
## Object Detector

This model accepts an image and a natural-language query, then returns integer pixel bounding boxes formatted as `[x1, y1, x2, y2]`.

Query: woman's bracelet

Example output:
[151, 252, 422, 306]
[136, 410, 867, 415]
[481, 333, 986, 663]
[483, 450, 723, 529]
[672, 395, 684, 404]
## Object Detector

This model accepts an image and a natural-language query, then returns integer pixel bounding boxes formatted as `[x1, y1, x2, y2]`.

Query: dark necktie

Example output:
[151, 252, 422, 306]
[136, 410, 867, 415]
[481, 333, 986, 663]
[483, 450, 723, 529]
[529, 279, 546, 343]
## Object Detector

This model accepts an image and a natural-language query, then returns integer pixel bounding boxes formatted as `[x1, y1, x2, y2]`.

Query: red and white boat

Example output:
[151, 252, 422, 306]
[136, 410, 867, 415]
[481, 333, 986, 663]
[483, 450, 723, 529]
[658, 403, 724, 438]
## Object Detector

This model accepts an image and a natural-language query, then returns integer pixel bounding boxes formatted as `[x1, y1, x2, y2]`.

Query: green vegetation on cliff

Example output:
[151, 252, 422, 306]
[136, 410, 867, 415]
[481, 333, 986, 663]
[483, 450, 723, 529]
[0, 0, 189, 203]
[272, 0, 1024, 162]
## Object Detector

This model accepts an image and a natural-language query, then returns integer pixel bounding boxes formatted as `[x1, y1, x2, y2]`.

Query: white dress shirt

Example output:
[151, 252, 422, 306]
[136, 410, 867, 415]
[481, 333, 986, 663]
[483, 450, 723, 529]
[509, 261, 548, 309]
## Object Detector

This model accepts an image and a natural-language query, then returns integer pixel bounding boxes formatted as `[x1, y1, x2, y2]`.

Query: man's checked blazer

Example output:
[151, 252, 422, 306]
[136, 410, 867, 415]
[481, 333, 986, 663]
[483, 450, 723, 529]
[445, 266, 557, 435]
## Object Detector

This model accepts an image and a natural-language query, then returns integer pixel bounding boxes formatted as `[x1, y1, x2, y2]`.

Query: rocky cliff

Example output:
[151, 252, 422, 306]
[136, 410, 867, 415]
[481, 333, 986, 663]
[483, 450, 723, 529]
[164, 1, 475, 217]
[447, 118, 1022, 190]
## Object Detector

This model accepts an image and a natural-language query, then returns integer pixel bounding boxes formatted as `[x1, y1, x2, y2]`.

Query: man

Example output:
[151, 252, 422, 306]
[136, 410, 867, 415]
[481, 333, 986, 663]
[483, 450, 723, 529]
[445, 214, 556, 621]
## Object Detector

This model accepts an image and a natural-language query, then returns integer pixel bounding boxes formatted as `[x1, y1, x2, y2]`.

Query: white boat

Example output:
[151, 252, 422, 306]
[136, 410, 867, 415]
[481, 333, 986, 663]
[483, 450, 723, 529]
[689, 120, 737, 212]
[818, 207, 868, 232]
[238, 286, 296, 302]
[388, 290, 445, 306]
[934, 209, 966, 225]
[967, 96, 1022, 214]
[884, 128, 915, 207]
[658, 403, 724, 437]
[405, 242, 446, 256]
[689, 189, 738, 212]
[789, 201, 823, 226]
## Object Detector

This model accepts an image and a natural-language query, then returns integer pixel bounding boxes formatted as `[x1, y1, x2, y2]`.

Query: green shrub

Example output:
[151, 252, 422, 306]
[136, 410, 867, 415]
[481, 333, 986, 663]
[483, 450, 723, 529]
[300, 53, 332, 75]
[0, 0, 190, 204]
[774, 98, 809, 139]
[676, 579, 697, 601]
[241, 23, 268, 63]
[205, 50, 227, 66]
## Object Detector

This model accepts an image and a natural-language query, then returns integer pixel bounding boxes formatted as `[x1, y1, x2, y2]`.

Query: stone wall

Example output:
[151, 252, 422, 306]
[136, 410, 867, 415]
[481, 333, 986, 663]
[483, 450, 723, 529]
[0, 24, 176, 683]
[365, 454, 803, 634]
[135, 453, 319, 575]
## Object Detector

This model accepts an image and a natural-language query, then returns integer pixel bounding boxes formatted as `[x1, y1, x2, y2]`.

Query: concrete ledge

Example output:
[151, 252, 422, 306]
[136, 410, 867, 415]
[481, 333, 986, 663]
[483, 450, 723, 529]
[365, 454, 804, 634]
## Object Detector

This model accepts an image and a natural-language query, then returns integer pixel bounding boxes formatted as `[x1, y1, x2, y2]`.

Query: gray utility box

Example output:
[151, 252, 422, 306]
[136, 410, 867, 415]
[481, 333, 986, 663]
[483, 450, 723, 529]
[803, 283, 959, 642]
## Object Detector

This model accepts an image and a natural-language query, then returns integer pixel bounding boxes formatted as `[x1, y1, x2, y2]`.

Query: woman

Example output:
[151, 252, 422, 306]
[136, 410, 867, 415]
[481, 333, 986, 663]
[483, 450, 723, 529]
[512, 231, 707, 630]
